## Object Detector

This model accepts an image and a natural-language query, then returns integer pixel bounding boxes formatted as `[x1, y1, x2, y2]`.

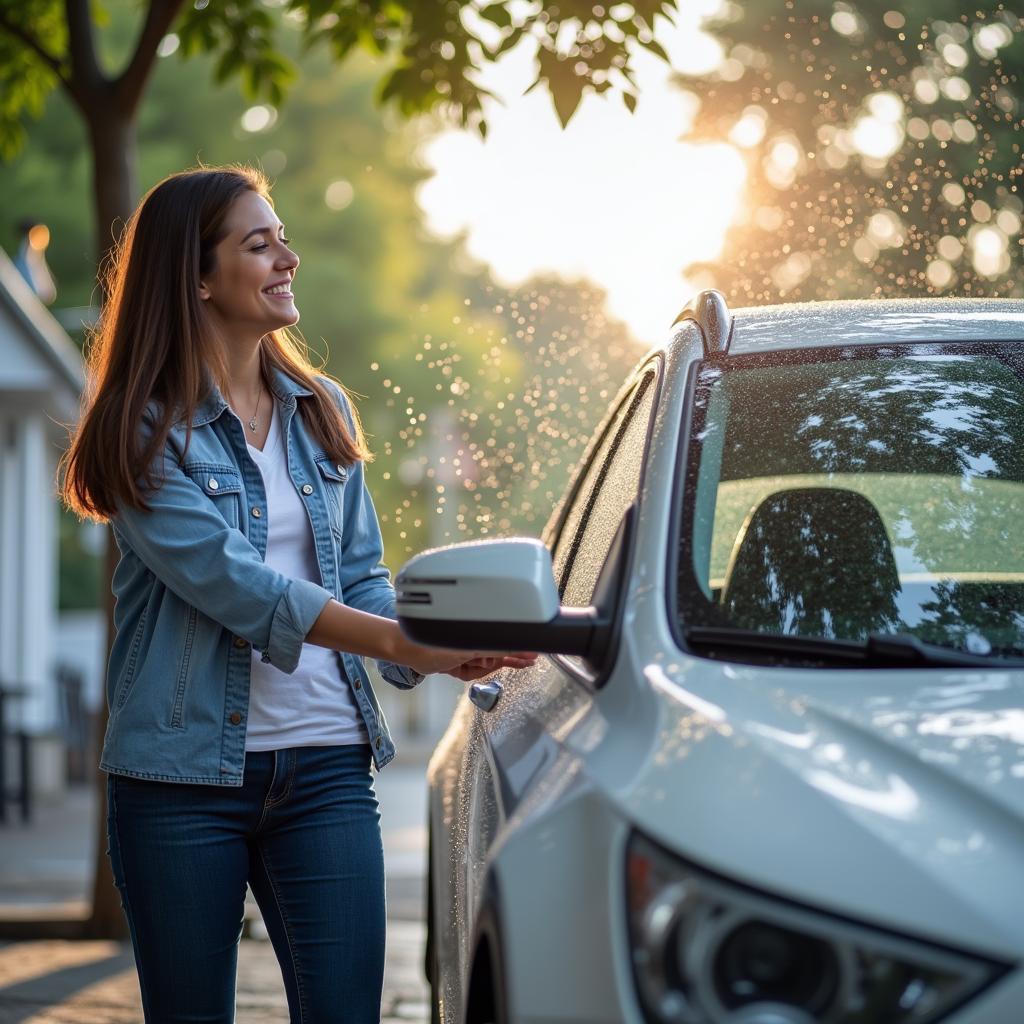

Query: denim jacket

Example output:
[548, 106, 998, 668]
[100, 367, 420, 784]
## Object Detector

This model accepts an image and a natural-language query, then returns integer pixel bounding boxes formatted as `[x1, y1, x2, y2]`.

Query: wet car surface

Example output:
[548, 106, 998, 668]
[397, 295, 1024, 1024]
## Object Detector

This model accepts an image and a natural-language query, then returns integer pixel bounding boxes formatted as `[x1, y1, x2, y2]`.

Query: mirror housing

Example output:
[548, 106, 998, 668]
[395, 538, 608, 659]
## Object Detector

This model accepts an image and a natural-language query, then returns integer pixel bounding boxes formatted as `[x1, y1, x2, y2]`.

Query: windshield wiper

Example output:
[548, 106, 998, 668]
[684, 626, 1024, 669]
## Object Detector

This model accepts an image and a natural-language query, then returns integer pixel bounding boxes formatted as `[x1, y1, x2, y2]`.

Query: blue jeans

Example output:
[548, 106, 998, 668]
[107, 744, 385, 1023]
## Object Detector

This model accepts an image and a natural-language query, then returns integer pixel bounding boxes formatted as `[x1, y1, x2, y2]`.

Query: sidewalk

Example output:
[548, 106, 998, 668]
[0, 755, 433, 1023]
[0, 925, 427, 1023]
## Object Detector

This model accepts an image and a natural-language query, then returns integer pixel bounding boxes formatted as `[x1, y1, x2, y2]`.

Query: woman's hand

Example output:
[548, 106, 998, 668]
[304, 600, 538, 679]
[445, 653, 539, 681]
[400, 644, 538, 679]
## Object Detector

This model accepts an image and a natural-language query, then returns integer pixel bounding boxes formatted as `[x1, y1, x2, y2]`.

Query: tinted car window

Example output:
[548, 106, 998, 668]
[560, 372, 655, 607]
[552, 381, 638, 584]
[678, 344, 1024, 657]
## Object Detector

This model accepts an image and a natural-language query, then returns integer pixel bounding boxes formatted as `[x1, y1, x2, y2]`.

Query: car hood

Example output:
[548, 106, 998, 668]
[618, 657, 1024, 958]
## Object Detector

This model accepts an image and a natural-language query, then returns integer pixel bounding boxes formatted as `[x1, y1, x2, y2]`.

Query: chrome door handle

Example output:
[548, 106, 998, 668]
[469, 680, 503, 712]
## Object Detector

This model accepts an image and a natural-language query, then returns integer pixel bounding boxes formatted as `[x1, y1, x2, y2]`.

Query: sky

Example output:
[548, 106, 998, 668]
[415, 1, 747, 346]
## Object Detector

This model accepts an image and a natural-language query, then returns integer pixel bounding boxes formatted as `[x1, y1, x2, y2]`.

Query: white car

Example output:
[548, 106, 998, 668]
[396, 294, 1024, 1024]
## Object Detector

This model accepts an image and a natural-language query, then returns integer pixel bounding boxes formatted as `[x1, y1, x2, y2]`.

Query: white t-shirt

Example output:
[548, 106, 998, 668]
[244, 401, 367, 751]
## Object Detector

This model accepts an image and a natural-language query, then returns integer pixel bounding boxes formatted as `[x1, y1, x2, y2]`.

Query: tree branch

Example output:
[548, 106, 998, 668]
[0, 7, 72, 91]
[116, 0, 186, 116]
[64, 0, 102, 96]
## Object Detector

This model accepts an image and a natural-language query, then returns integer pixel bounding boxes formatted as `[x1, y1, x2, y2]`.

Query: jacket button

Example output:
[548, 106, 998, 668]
[301, 484, 313, 496]
[374, 736, 381, 749]
[208, 478, 219, 490]
[229, 712, 242, 725]
[353, 680, 361, 690]
[336, 464, 345, 475]
[251, 506, 262, 518]
[233, 636, 248, 649]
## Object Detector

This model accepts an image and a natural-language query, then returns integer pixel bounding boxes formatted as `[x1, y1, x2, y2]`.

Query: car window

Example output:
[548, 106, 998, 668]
[558, 371, 656, 608]
[551, 381, 639, 584]
[678, 344, 1024, 659]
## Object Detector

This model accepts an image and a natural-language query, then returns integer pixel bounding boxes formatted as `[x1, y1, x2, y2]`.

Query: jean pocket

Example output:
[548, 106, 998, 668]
[170, 606, 198, 729]
[114, 606, 149, 710]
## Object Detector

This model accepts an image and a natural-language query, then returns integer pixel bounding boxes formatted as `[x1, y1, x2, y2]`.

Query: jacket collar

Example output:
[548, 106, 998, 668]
[189, 365, 314, 427]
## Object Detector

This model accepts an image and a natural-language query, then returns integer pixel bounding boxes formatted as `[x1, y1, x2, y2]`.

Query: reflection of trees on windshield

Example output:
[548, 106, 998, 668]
[720, 356, 1024, 482]
[914, 582, 1024, 655]
[686, 349, 1024, 652]
[714, 355, 1024, 578]
[724, 488, 903, 639]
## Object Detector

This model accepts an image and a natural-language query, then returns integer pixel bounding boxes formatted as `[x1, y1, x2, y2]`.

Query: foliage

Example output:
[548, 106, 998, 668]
[0, 0, 681, 151]
[0, 0, 65, 159]
[683, 0, 1024, 302]
[1, 11, 639, 597]
[58, 506, 103, 609]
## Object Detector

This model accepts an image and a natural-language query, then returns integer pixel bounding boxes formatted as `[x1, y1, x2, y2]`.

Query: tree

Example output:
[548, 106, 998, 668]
[2, 11, 641, 590]
[1, 0, 679, 271]
[680, 0, 1024, 302]
[0, 0, 672, 937]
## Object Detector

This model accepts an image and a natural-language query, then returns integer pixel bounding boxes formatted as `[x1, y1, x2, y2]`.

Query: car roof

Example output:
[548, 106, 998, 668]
[692, 297, 1024, 356]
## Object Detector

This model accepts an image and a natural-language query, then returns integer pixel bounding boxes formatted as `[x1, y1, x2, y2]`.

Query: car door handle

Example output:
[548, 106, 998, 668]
[469, 680, 503, 712]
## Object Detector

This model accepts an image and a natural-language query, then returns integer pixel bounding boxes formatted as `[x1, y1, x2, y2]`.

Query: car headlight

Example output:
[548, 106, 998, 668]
[626, 831, 1008, 1024]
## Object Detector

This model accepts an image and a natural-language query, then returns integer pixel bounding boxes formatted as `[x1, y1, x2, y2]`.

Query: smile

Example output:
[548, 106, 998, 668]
[263, 284, 293, 297]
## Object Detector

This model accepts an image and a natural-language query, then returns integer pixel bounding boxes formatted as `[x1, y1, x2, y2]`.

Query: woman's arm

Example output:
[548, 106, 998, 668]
[114, 450, 333, 675]
[305, 598, 536, 679]
[316, 382, 537, 680]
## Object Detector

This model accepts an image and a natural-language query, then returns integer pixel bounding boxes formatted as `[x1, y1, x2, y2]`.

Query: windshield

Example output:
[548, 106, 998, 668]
[677, 343, 1024, 660]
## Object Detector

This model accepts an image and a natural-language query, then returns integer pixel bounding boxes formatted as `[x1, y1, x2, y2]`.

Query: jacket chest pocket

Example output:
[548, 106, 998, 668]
[185, 465, 243, 530]
[315, 458, 349, 539]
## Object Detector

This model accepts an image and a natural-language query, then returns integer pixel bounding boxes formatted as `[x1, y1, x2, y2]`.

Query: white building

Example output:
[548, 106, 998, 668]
[0, 246, 84, 768]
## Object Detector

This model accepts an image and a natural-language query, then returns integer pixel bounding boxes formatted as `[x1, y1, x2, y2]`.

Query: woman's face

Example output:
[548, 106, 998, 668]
[199, 190, 300, 341]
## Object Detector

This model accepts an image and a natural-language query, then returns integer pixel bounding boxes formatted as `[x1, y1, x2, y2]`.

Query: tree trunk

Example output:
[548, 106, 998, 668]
[89, 110, 139, 284]
[83, 108, 138, 942]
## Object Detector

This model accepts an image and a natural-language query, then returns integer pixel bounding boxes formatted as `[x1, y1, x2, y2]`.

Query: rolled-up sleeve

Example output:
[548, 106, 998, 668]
[114, 450, 332, 674]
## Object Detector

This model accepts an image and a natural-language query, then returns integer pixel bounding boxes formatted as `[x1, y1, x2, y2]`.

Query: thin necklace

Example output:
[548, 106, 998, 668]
[247, 388, 262, 432]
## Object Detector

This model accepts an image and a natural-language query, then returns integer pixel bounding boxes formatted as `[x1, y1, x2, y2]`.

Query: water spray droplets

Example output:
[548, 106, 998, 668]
[369, 282, 636, 553]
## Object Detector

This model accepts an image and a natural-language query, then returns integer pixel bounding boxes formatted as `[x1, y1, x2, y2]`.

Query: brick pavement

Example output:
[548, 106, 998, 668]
[0, 921, 428, 1023]
[0, 760, 433, 1023]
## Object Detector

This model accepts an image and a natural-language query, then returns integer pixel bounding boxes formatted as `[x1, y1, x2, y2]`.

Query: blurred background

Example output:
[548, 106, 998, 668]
[0, 0, 1021, 1015]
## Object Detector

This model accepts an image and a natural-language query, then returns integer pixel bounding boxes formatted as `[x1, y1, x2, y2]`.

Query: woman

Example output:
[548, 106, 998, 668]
[61, 165, 534, 1023]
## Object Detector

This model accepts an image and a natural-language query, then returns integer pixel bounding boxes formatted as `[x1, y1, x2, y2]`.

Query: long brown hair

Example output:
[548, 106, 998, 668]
[61, 165, 368, 523]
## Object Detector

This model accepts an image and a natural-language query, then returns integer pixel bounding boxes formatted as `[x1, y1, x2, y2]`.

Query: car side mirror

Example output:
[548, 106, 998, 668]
[395, 538, 610, 660]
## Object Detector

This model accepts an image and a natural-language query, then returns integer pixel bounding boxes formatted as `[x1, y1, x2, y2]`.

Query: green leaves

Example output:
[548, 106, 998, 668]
[0, 0, 683, 160]
[178, 0, 294, 102]
[537, 46, 584, 128]
[0, 2, 66, 159]
[479, 3, 513, 30]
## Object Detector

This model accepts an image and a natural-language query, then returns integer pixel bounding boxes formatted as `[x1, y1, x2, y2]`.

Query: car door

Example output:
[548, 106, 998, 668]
[456, 363, 660, 967]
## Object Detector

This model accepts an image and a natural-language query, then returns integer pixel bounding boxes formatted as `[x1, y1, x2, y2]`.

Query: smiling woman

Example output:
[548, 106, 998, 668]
[57, 165, 535, 1024]
[196, 190, 301, 446]
[62, 165, 367, 515]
